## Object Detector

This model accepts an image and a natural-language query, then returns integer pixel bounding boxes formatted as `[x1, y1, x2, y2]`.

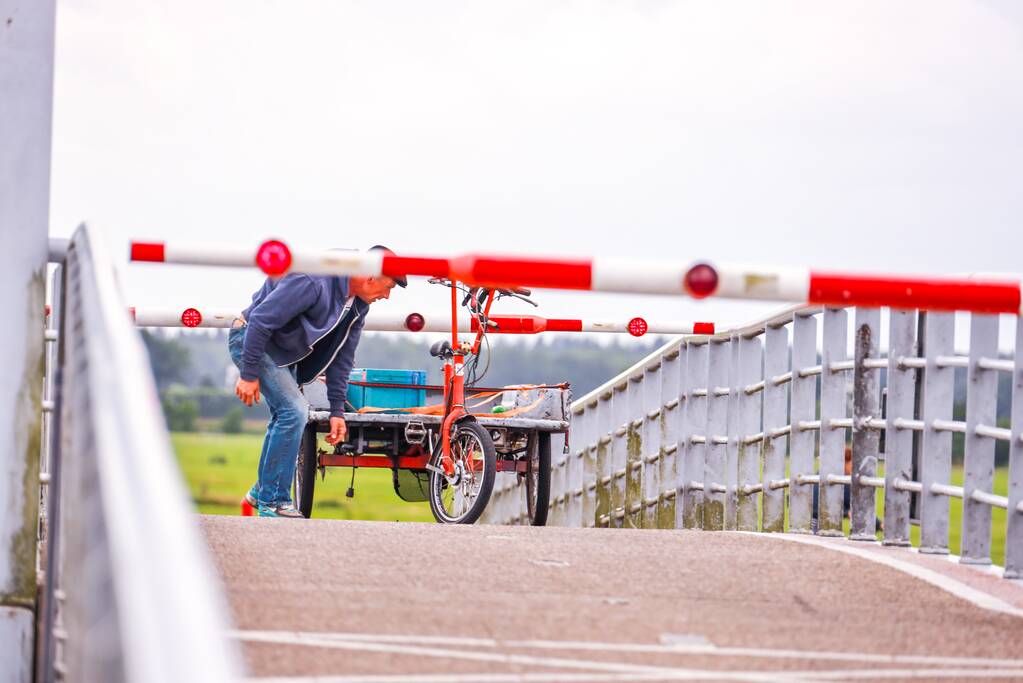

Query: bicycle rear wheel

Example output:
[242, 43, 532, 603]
[428, 420, 496, 524]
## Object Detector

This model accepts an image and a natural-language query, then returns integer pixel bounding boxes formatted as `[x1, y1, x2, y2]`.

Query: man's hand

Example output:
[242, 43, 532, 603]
[325, 416, 348, 445]
[235, 378, 261, 406]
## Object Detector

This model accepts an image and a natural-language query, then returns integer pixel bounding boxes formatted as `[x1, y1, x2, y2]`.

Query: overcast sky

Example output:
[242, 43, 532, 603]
[48, 1, 1023, 346]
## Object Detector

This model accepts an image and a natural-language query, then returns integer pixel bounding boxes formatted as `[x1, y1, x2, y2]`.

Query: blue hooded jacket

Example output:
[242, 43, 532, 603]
[241, 274, 367, 417]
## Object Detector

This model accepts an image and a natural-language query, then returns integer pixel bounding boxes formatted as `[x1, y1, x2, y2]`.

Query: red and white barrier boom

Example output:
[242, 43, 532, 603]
[130, 239, 1023, 314]
[129, 306, 714, 337]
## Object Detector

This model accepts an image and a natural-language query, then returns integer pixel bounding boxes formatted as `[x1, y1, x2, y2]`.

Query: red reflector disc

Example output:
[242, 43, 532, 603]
[628, 317, 648, 337]
[684, 263, 719, 298]
[256, 239, 292, 276]
[181, 308, 203, 328]
[404, 313, 425, 332]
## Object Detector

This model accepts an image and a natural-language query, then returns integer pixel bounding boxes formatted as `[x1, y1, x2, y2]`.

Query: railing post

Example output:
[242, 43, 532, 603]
[961, 314, 999, 565]
[641, 360, 663, 529]
[658, 348, 681, 529]
[789, 311, 818, 533]
[737, 334, 763, 531]
[610, 381, 629, 528]
[819, 308, 848, 536]
[625, 372, 645, 528]
[725, 335, 741, 529]
[681, 342, 708, 529]
[580, 400, 598, 528]
[595, 391, 613, 527]
[762, 320, 789, 532]
[919, 313, 955, 554]
[1006, 318, 1023, 579]
[883, 309, 917, 546]
[704, 338, 730, 530]
[850, 307, 881, 541]
[1, 0, 56, 677]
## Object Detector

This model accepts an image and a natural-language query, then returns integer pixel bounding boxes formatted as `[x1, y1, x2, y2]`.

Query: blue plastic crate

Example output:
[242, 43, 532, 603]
[347, 368, 427, 412]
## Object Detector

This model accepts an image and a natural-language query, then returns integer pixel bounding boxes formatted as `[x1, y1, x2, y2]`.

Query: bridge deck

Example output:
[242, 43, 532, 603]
[200, 517, 1023, 681]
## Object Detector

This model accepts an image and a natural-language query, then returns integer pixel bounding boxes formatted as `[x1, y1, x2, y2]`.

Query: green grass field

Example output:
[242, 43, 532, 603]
[171, 432, 433, 522]
[867, 464, 1009, 567]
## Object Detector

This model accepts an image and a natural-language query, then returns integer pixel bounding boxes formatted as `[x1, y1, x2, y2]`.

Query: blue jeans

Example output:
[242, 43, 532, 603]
[228, 326, 309, 507]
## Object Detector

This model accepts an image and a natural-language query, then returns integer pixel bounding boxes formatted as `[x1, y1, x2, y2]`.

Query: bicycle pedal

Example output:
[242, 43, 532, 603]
[404, 421, 427, 445]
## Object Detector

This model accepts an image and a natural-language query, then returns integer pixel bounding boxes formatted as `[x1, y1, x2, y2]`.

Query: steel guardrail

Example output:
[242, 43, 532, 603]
[40, 223, 242, 682]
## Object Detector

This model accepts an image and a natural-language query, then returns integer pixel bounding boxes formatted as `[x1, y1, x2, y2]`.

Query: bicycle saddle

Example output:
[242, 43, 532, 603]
[429, 340, 453, 358]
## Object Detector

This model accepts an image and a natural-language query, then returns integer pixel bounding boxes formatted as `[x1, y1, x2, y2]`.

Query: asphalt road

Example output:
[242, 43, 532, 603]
[200, 516, 1023, 682]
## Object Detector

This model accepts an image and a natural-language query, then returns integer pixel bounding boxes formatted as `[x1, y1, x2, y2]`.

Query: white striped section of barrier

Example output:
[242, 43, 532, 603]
[130, 239, 1023, 314]
[127, 306, 715, 337]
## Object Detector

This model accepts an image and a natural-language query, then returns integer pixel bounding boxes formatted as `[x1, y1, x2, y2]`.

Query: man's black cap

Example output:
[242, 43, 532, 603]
[369, 245, 407, 287]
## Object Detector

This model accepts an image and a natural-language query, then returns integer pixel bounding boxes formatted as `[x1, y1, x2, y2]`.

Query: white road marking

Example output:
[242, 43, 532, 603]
[231, 631, 798, 683]
[741, 532, 1023, 619]
[244, 666, 1023, 683]
[229, 630, 1023, 671]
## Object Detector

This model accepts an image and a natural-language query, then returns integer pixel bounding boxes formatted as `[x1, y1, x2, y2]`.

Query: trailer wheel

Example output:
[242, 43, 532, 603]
[293, 424, 318, 518]
[525, 432, 551, 526]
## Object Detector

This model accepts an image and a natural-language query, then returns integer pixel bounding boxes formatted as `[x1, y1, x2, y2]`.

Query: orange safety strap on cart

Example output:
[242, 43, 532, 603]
[353, 386, 548, 418]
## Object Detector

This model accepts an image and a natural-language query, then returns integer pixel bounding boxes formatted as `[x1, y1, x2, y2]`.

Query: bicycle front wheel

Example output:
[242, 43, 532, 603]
[428, 420, 496, 524]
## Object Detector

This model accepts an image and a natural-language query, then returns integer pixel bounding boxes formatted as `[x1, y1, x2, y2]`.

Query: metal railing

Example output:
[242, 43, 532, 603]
[38, 224, 242, 682]
[481, 304, 1023, 580]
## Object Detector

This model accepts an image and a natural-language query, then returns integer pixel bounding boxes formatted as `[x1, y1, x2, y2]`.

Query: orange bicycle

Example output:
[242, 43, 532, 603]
[424, 278, 537, 523]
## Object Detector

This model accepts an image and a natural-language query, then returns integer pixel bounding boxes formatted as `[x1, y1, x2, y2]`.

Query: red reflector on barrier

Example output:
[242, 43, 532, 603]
[130, 242, 165, 262]
[684, 263, 718, 298]
[256, 239, 292, 276]
[383, 256, 449, 279]
[693, 322, 715, 335]
[404, 313, 425, 332]
[181, 308, 203, 328]
[628, 317, 648, 337]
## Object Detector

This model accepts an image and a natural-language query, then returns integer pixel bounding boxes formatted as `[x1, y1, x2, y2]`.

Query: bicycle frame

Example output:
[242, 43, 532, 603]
[438, 281, 495, 476]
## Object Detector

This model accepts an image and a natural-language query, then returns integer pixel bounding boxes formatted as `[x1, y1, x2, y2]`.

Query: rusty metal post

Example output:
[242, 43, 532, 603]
[1, 0, 56, 679]
[658, 348, 681, 529]
[641, 359, 663, 529]
[883, 310, 917, 546]
[610, 380, 629, 528]
[724, 335, 741, 529]
[624, 372, 645, 528]
[850, 308, 881, 541]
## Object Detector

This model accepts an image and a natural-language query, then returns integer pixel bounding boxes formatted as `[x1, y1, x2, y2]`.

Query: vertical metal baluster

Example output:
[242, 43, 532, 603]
[789, 311, 818, 533]
[737, 333, 763, 531]
[642, 360, 663, 529]
[565, 408, 584, 528]
[625, 373, 645, 529]
[705, 338, 729, 530]
[851, 307, 881, 541]
[679, 341, 702, 529]
[819, 307, 849, 536]
[660, 348, 681, 529]
[762, 320, 789, 532]
[919, 313, 954, 554]
[961, 314, 999, 565]
[883, 309, 917, 546]
[1005, 317, 1023, 579]
[581, 399, 598, 529]
[610, 380, 629, 528]
[595, 390, 613, 527]
[556, 432, 570, 526]
[725, 334, 741, 529]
